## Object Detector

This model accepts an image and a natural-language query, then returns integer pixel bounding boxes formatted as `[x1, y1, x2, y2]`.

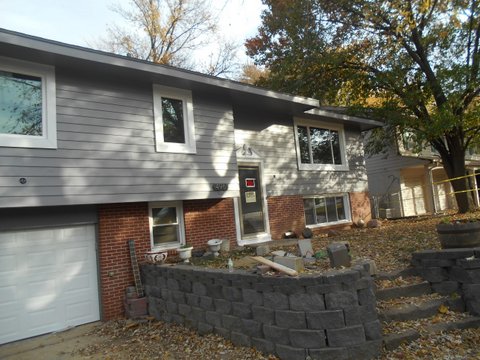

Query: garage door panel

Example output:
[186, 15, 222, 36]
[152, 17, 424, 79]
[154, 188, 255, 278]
[0, 315, 19, 339]
[0, 286, 17, 305]
[64, 273, 92, 293]
[26, 250, 57, 270]
[26, 278, 57, 299]
[0, 225, 99, 345]
[63, 245, 89, 264]
[66, 300, 97, 324]
[28, 307, 59, 330]
[0, 254, 16, 272]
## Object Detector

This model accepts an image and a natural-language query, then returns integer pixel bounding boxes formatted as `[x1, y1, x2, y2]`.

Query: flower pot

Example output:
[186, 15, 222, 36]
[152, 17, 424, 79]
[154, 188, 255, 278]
[145, 251, 168, 264]
[436, 221, 480, 249]
[207, 239, 223, 257]
[177, 246, 193, 263]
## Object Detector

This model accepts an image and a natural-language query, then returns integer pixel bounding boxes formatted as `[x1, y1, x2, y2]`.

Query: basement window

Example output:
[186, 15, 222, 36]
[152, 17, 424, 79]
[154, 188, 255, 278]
[149, 201, 185, 250]
[304, 195, 351, 227]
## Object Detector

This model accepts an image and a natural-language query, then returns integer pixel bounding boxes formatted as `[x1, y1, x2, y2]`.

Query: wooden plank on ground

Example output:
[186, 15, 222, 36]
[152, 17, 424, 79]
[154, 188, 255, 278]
[250, 256, 298, 276]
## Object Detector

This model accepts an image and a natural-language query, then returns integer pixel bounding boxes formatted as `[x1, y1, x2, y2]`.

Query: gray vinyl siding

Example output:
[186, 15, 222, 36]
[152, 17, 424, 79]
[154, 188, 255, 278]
[234, 118, 369, 197]
[0, 71, 238, 208]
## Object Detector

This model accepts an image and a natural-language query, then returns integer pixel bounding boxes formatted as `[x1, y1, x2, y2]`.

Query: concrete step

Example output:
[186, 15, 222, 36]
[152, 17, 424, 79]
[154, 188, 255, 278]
[383, 316, 480, 350]
[379, 297, 465, 322]
[375, 267, 418, 281]
[383, 329, 419, 351]
[376, 281, 432, 301]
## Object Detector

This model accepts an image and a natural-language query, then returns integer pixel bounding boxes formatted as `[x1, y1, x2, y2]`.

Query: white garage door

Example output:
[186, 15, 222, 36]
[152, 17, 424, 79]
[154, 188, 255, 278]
[0, 225, 100, 345]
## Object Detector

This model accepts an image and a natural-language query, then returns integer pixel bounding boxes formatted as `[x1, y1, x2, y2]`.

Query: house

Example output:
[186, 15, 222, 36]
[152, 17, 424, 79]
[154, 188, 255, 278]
[0, 28, 382, 345]
[365, 132, 480, 218]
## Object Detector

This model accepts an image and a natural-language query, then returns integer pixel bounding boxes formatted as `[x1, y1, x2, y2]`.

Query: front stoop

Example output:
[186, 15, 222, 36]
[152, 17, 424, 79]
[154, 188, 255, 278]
[376, 269, 480, 351]
[383, 317, 480, 351]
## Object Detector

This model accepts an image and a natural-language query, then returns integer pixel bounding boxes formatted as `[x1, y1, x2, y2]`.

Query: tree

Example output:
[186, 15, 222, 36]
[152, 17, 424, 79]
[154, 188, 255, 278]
[237, 63, 270, 84]
[96, 0, 239, 76]
[246, 0, 480, 213]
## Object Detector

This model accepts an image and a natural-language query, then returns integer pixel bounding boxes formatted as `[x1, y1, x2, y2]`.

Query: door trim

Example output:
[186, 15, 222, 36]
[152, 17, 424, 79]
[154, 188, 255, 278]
[235, 160, 271, 246]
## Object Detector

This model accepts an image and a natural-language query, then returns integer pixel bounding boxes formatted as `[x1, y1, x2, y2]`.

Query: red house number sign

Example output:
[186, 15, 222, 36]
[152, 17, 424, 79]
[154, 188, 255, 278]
[245, 178, 256, 188]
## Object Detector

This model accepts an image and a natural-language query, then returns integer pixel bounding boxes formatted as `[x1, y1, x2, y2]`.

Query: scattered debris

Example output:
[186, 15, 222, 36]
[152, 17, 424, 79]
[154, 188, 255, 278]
[250, 256, 298, 276]
[297, 238, 315, 258]
[302, 227, 313, 238]
[353, 258, 377, 276]
[255, 245, 270, 256]
[367, 219, 382, 228]
[327, 242, 351, 268]
[273, 255, 304, 272]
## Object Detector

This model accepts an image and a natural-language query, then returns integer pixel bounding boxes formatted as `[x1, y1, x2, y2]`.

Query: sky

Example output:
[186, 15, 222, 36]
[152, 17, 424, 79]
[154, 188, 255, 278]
[0, 0, 265, 74]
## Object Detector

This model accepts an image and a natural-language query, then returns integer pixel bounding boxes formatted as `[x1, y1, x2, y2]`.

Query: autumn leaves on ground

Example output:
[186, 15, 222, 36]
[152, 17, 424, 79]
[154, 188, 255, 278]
[76, 212, 480, 360]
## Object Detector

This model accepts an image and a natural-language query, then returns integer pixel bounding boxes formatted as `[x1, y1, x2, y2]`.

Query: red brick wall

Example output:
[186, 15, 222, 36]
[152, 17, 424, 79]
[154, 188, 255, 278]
[183, 198, 237, 250]
[349, 192, 372, 225]
[267, 195, 306, 240]
[98, 203, 150, 320]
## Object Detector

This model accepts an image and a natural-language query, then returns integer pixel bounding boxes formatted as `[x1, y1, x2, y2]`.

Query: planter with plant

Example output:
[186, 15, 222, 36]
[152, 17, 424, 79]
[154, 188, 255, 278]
[177, 244, 194, 263]
[436, 217, 480, 249]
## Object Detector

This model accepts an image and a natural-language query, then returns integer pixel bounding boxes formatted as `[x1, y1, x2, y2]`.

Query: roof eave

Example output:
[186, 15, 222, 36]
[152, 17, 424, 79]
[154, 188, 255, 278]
[0, 28, 319, 109]
[304, 108, 384, 131]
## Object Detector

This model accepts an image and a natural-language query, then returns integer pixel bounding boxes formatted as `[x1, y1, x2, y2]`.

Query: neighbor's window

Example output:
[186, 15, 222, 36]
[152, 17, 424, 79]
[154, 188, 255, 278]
[0, 56, 56, 148]
[149, 202, 185, 249]
[294, 119, 347, 171]
[303, 195, 351, 226]
[153, 84, 196, 153]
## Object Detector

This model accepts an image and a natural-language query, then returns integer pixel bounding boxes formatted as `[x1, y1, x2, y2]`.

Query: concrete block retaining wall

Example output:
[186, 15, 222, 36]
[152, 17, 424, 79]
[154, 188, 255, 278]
[412, 248, 480, 315]
[141, 264, 382, 360]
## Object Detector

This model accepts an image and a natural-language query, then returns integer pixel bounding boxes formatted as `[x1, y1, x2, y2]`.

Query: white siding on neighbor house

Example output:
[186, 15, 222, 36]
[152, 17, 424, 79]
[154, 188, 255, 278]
[432, 168, 457, 211]
[365, 147, 430, 218]
[234, 122, 369, 197]
[365, 147, 430, 196]
[0, 73, 238, 208]
[400, 167, 427, 216]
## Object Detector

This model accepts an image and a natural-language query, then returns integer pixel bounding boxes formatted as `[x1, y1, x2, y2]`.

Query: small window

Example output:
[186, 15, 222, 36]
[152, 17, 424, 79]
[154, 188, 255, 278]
[153, 85, 196, 153]
[294, 119, 347, 171]
[149, 202, 185, 249]
[0, 56, 56, 148]
[304, 195, 351, 226]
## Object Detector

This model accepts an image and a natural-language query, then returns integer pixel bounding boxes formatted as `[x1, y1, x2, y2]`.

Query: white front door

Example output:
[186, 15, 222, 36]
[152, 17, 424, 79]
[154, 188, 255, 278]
[0, 225, 100, 345]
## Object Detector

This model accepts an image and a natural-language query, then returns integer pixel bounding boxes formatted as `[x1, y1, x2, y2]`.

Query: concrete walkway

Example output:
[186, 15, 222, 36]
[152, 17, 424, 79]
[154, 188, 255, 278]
[0, 322, 103, 359]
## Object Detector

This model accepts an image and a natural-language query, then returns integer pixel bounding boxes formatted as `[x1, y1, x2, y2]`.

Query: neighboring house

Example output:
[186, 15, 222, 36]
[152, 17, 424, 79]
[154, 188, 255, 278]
[366, 131, 480, 218]
[0, 29, 381, 345]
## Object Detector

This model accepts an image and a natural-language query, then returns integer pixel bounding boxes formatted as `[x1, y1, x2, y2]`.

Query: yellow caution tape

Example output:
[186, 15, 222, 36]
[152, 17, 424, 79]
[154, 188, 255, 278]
[432, 172, 477, 185]
[446, 187, 480, 196]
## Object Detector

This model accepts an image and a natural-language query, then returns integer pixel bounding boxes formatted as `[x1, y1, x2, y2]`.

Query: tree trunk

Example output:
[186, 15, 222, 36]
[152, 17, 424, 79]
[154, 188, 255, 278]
[440, 149, 473, 214]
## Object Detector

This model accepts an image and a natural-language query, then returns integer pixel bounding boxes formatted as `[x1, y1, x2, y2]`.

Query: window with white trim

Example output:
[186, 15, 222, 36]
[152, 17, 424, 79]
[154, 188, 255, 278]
[303, 195, 351, 226]
[0, 56, 56, 148]
[149, 202, 185, 249]
[294, 119, 348, 171]
[153, 84, 196, 153]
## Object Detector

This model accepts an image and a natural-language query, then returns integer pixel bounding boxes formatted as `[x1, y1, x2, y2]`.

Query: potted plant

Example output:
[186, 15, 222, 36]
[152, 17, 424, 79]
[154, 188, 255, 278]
[177, 244, 193, 263]
[207, 239, 223, 257]
[436, 217, 480, 249]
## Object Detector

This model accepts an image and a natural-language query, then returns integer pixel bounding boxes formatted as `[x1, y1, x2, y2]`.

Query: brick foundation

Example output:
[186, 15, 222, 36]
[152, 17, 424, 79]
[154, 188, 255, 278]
[98, 203, 150, 320]
[267, 195, 306, 240]
[183, 198, 237, 250]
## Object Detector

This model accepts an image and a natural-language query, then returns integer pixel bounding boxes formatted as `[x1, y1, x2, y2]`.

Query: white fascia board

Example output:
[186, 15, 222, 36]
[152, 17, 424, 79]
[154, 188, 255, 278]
[305, 108, 384, 129]
[0, 29, 319, 108]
